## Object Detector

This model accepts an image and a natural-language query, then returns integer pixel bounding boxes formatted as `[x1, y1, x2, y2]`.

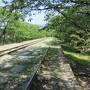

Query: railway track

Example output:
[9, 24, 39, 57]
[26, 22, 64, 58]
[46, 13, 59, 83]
[0, 38, 86, 90]
[0, 38, 46, 56]
[0, 38, 50, 90]
[29, 47, 83, 90]
[25, 48, 49, 90]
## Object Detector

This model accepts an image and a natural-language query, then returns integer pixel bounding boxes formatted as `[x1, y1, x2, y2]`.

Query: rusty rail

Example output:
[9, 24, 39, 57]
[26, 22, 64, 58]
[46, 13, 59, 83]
[0, 38, 45, 56]
[25, 48, 49, 90]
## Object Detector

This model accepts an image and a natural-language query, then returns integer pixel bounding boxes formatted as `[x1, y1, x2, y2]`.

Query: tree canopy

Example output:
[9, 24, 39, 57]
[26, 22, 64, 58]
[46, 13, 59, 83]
[47, 0, 90, 52]
[0, 0, 90, 52]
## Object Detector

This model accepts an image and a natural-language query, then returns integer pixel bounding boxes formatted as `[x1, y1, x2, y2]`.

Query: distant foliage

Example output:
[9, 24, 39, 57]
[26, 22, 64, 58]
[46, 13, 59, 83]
[0, 6, 52, 44]
[0, 20, 52, 44]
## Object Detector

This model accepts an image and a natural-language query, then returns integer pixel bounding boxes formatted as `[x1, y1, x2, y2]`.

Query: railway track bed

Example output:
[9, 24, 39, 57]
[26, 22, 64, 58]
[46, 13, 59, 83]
[0, 38, 88, 90]
[30, 46, 82, 90]
[0, 38, 50, 90]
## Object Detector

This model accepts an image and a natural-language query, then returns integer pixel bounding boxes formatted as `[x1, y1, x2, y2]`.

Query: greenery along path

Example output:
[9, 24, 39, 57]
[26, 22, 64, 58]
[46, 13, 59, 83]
[31, 45, 82, 90]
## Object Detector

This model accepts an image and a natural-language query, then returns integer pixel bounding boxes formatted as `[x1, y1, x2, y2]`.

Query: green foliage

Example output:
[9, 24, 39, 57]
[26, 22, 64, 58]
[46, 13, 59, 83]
[0, 6, 52, 44]
[0, 0, 90, 51]
[0, 7, 23, 44]
[64, 48, 90, 66]
[0, 20, 52, 44]
[47, 1, 90, 52]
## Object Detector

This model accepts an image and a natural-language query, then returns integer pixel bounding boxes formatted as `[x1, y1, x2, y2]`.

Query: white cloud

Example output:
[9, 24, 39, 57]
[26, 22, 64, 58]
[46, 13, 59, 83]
[25, 11, 47, 26]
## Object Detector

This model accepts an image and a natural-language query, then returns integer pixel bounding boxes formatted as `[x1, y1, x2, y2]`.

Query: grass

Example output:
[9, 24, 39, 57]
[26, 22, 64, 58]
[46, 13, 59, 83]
[64, 51, 90, 61]
[63, 48, 90, 66]
[49, 39, 90, 66]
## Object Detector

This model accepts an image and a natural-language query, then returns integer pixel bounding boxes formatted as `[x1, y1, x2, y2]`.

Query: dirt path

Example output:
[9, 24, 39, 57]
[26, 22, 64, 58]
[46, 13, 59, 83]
[31, 46, 82, 90]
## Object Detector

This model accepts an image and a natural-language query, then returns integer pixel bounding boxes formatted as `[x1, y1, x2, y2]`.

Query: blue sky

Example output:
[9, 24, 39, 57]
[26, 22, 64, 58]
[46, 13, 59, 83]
[0, 0, 46, 26]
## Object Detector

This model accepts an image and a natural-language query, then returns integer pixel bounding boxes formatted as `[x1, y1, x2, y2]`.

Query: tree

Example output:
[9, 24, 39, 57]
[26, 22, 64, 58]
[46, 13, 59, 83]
[1, 0, 90, 52]
[0, 7, 22, 44]
[47, 2, 90, 52]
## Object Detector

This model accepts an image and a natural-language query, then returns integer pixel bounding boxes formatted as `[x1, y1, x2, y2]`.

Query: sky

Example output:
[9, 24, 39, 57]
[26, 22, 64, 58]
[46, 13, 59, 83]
[25, 11, 47, 26]
[0, 0, 3, 6]
[0, 0, 74, 26]
[0, 0, 46, 26]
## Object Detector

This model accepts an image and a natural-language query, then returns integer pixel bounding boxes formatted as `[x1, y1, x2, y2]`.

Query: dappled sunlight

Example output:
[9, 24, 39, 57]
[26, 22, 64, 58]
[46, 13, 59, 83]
[0, 0, 89, 89]
[0, 39, 54, 90]
[64, 51, 90, 62]
[64, 50, 90, 89]
[31, 47, 82, 90]
[0, 55, 14, 64]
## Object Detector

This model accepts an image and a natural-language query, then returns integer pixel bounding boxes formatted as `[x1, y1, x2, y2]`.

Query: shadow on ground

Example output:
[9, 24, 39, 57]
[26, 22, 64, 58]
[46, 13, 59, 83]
[64, 51, 90, 89]
[31, 75, 77, 90]
[0, 46, 49, 90]
[30, 47, 80, 90]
